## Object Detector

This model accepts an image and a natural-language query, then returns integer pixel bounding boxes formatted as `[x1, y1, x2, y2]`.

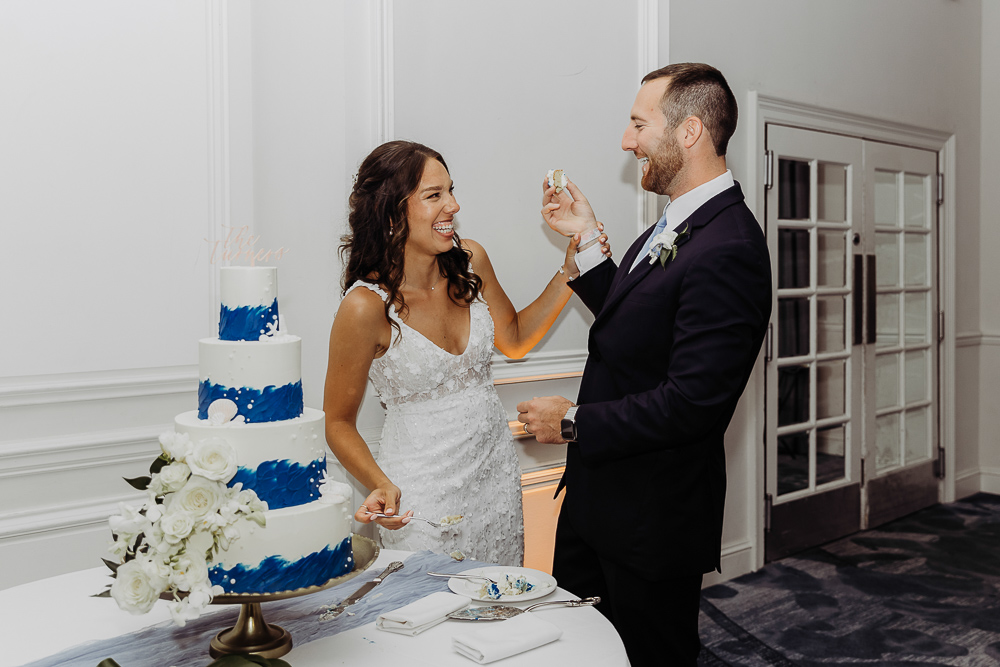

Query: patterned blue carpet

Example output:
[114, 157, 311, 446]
[698, 493, 1000, 666]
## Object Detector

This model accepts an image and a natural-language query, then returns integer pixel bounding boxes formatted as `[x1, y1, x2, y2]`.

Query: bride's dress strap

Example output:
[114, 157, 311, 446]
[344, 281, 401, 314]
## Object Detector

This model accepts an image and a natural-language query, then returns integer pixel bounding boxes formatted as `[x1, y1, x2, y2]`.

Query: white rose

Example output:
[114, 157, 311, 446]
[159, 511, 195, 545]
[159, 431, 193, 462]
[110, 558, 166, 615]
[186, 437, 238, 483]
[156, 462, 191, 494]
[169, 477, 224, 518]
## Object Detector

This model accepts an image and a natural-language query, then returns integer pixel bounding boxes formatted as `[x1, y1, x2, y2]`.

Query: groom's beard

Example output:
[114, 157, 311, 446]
[642, 132, 685, 196]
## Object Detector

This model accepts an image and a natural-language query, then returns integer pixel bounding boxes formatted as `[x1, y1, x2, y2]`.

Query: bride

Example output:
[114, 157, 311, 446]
[324, 140, 608, 565]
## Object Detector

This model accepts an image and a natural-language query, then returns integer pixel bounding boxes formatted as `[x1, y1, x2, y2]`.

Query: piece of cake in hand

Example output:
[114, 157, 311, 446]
[546, 169, 568, 194]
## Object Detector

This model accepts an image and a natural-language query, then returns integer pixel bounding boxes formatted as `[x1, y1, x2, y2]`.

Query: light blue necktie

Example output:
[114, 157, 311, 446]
[630, 202, 670, 272]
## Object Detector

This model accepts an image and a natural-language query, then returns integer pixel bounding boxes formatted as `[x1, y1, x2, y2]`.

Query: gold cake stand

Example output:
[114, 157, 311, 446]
[204, 534, 379, 659]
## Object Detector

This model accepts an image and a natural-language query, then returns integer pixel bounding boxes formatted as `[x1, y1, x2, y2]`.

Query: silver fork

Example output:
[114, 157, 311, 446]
[366, 512, 448, 528]
[426, 571, 499, 585]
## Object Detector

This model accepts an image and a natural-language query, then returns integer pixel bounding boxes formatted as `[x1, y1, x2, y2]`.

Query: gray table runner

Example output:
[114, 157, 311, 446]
[23, 550, 485, 667]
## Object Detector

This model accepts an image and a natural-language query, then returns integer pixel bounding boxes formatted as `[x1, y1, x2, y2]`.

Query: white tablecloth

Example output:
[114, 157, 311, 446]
[2, 549, 629, 666]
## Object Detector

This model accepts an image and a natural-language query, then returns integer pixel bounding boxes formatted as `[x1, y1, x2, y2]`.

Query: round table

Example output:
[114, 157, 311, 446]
[3, 549, 629, 666]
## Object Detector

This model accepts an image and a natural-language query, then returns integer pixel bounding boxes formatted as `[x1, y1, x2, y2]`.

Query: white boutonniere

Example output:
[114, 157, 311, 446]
[647, 223, 690, 267]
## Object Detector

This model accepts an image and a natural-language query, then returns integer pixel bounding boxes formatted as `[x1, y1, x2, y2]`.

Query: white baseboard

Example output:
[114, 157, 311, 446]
[703, 539, 755, 588]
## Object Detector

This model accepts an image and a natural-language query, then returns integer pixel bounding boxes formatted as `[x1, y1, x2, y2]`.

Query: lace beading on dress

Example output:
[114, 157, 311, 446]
[343, 281, 524, 566]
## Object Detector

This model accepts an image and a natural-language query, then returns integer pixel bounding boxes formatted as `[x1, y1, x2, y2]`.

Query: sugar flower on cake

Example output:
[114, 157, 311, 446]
[98, 431, 267, 626]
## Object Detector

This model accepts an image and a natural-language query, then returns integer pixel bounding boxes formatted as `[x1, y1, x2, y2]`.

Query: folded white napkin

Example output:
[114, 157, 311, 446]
[452, 613, 563, 664]
[376, 591, 470, 636]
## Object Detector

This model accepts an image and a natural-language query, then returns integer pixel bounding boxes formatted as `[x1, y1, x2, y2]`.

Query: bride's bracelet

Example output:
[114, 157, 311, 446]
[576, 226, 602, 249]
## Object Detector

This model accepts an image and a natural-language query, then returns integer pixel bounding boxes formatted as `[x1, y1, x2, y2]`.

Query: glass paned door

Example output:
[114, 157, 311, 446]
[765, 125, 863, 561]
[765, 126, 942, 560]
[862, 142, 939, 529]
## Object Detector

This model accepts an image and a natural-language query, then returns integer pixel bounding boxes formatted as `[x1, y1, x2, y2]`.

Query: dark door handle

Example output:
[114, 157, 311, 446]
[852, 255, 865, 345]
[866, 254, 876, 345]
[854, 255, 864, 345]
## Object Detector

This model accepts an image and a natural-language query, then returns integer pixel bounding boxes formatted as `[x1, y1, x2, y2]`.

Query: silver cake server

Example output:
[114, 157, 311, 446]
[447, 596, 600, 621]
[320, 561, 404, 620]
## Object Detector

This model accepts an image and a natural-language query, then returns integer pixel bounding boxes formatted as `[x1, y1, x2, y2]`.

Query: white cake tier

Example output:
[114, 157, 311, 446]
[174, 407, 326, 510]
[221, 266, 277, 309]
[200, 336, 301, 389]
[198, 336, 303, 422]
[209, 493, 354, 594]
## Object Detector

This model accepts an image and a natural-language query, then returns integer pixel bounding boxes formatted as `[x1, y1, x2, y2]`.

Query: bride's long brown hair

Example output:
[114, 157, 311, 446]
[340, 140, 483, 337]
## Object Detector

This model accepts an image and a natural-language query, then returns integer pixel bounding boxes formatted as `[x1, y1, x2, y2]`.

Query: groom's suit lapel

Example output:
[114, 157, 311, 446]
[595, 183, 746, 327]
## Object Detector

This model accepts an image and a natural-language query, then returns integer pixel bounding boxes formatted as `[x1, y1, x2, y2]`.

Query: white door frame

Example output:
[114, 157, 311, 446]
[744, 92, 956, 572]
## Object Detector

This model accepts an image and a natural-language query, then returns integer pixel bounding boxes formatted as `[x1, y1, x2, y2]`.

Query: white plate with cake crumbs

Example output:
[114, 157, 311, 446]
[447, 566, 557, 603]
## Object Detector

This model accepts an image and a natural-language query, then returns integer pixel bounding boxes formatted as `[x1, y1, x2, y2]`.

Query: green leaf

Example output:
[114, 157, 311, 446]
[96, 659, 122, 667]
[102, 558, 120, 574]
[149, 454, 170, 476]
[124, 475, 151, 491]
[91, 589, 112, 598]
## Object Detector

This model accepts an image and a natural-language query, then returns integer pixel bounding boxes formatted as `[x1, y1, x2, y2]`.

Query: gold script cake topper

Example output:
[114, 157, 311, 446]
[206, 225, 290, 265]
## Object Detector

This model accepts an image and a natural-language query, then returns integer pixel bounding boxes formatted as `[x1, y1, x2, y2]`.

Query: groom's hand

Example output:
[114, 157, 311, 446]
[541, 177, 599, 237]
[516, 396, 574, 444]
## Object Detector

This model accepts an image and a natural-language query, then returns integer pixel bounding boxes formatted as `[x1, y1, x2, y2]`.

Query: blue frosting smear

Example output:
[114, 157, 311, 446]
[198, 380, 303, 423]
[229, 458, 327, 510]
[219, 299, 279, 341]
[209, 535, 355, 594]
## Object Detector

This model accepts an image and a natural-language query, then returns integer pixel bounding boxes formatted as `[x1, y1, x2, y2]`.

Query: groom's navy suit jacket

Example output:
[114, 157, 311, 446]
[562, 182, 772, 578]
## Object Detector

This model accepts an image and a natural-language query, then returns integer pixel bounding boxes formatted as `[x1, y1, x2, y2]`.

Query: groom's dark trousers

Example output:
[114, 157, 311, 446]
[553, 183, 772, 667]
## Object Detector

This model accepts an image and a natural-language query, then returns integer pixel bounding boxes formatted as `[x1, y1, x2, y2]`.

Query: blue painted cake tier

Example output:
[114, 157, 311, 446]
[198, 380, 303, 423]
[229, 458, 326, 510]
[219, 299, 279, 341]
[209, 535, 355, 594]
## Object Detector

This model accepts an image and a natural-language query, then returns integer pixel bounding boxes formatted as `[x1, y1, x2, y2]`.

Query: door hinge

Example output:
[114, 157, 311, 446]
[937, 173, 944, 206]
[764, 492, 773, 533]
[938, 310, 945, 343]
[765, 322, 774, 362]
[934, 446, 946, 479]
[764, 150, 774, 190]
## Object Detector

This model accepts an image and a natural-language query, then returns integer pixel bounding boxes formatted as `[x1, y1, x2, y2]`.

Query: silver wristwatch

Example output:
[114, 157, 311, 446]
[560, 406, 579, 442]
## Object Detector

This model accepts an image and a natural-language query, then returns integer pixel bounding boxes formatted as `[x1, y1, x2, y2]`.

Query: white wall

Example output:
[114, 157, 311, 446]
[978, 0, 1000, 494]
[0, 0, 222, 589]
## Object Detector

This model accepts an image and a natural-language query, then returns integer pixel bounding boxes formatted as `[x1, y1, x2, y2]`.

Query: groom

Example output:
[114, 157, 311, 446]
[517, 63, 772, 666]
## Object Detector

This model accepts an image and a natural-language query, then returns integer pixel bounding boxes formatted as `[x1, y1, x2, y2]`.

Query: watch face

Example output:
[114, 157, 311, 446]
[560, 419, 575, 441]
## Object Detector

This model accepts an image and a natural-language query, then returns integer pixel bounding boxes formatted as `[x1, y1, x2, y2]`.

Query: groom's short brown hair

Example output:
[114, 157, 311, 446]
[642, 63, 738, 157]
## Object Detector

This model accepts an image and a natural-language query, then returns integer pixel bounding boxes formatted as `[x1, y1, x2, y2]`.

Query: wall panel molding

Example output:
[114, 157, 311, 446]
[375, 0, 394, 144]
[0, 366, 197, 408]
[956, 331, 1000, 347]
[636, 0, 661, 235]
[0, 492, 143, 541]
[206, 0, 230, 329]
[0, 426, 164, 480]
[491, 349, 588, 383]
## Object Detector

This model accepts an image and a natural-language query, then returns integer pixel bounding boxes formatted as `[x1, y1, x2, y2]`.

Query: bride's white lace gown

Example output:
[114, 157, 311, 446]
[345, 282, 524, 566]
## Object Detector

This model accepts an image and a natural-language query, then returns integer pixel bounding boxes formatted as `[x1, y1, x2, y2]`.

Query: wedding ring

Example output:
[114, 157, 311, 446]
[523, 424, 532, 435]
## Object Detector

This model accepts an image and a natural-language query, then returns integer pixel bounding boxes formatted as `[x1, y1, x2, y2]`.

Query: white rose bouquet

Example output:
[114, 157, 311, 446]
[97, 420, 267, 626]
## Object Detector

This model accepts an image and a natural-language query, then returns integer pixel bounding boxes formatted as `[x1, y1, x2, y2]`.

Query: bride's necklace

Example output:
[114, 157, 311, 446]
[410, 275, 443, 291]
